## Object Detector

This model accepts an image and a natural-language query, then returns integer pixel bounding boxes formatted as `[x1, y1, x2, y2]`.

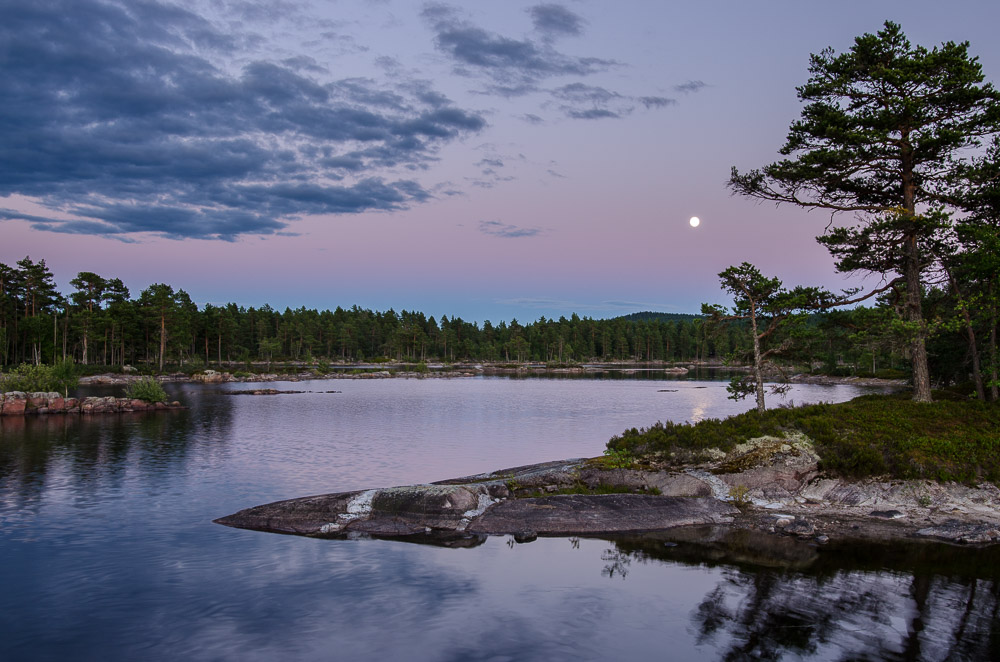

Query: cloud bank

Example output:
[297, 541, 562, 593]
[0, 0, 485, 240]
[423, 3, 690, 121]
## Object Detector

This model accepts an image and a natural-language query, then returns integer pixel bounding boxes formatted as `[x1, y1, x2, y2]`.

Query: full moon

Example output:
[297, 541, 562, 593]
[689, 216, 701, 228]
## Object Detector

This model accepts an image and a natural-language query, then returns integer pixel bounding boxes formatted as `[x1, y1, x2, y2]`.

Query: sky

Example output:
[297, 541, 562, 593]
[3, 0, 1000, 323]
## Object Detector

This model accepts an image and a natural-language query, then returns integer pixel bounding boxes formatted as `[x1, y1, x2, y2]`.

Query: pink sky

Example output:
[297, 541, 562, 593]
[3, 0, 999, 322]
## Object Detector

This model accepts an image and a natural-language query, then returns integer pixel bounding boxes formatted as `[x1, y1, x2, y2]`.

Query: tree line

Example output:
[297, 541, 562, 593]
[0, 256, 914, 374]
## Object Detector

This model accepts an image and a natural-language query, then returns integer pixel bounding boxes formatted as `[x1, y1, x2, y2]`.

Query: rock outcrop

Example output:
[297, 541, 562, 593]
[0, 391, 184, 415]
[217, 433, 1000, 547]
[215, 460, 740, 545]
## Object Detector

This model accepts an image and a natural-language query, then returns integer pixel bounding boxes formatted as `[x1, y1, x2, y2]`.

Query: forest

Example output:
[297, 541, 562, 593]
[0, 254, 978, 389]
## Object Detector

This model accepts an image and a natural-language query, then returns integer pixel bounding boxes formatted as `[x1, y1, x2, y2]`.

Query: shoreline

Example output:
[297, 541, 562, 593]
[216, 445, 1000, 548]
[74, 366, 907, 388]
[0, 391, 185, 416]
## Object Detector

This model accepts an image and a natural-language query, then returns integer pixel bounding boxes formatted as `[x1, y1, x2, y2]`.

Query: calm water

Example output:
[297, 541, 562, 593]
[1, 375, 997, 661]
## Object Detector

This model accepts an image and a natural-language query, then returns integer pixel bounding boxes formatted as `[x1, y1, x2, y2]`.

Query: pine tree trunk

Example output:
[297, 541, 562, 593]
[901, 146, 932, 403]
[904, 235, 933, 402]
[159, 313, 166, 371]
[749, 308, 766, 413]
[990, 289, 999, 402]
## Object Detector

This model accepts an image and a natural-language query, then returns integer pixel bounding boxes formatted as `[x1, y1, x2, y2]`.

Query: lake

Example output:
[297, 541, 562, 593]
[1, 374, 997, 661]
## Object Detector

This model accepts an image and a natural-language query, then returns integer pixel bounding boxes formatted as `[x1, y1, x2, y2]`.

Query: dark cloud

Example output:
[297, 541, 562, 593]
[674, 80, 707, 94]
[528, 4, 585, 38]
[566, 108, 620, 120]
[640, 96, 676, 109]
[478, 220, 541, 238]
[551, 83, 621, 105]
[0, 0, 486, 240]
[422, 3, 617, 93]
[550, 83, 631, 119]
[420, 4, 682, 123]
[281, 56, 330, 75]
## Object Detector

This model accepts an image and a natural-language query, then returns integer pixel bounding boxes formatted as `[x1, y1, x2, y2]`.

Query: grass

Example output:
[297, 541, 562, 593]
[607, 393, 1000, 485]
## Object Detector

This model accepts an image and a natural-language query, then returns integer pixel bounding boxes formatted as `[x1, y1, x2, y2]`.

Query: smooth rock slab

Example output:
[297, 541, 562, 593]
[467, 494, 738, 536]
[215, 470, 739, 543]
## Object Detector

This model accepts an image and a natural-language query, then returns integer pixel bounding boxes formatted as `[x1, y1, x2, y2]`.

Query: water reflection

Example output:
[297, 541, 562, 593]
[0, 389, 233, 517]
[4, 376, 978, 662]
[603, 529, 1000, 660]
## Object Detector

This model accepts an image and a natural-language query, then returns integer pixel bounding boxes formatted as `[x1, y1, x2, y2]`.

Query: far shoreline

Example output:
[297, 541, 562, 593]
[74, 362, 909, 390]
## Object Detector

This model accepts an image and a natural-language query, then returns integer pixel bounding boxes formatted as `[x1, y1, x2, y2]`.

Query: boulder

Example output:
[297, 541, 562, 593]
[648, 472, 714, 497]
[1, 393, 27, 415]
[714, 435, 820, 494]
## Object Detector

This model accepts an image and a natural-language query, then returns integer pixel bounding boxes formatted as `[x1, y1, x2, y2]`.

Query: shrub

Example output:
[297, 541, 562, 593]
[729, 484, 752, 508]
[600, 448, 637, 469]
[875, 368, 908, 380]
[125, 376, 169, 403]
[606, 393, 1000, 485]
[0, 360, 78, 394]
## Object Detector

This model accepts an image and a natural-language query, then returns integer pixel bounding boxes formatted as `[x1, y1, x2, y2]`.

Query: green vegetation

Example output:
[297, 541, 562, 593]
[607, 393, 1000, 485]
[0, 256, 855, 370]
[729, 22, 1000, 403]
[617, 312, 703, 323]
[124, 376, 169, 403]
[597, 448, 637, 470]
[0, 360, 78, 394]
[728, 484, 752, 509]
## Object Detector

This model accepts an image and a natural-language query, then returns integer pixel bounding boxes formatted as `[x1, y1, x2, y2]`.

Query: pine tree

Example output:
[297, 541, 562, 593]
[730, 22, 1000, 401]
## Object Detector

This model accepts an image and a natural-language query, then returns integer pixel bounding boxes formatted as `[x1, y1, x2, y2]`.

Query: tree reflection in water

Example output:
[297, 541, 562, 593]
[606, 527, 1000, 660]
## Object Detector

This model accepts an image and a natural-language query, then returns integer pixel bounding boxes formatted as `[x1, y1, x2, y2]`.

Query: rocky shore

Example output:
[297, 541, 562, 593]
[75, 366, 909, 388]
[0, 391, 184, 415]
[216, 435, 1000, 547]
[77, 368, 477, 385]
[788, 373, 909, 387]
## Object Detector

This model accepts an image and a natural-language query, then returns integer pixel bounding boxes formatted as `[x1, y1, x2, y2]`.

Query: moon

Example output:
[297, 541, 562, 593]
[689, 216, 701, 228]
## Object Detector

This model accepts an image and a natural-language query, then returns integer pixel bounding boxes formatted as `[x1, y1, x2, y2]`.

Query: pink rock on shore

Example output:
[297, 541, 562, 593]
[0, 392, 184, 416]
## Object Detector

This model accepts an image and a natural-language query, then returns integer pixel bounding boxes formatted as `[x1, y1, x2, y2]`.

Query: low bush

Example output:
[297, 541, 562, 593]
[875, 368, 908, 380]
[125, 376, 169, 403]
[607, 393, 1000, 485]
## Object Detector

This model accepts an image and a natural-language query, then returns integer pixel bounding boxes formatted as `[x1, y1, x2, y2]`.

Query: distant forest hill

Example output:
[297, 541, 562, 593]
[617, 311, 703, 322]
[0, 256, 919, 375]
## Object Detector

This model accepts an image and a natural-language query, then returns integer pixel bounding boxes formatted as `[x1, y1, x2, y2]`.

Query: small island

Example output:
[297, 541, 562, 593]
[217, 392, 1000, 548]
